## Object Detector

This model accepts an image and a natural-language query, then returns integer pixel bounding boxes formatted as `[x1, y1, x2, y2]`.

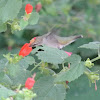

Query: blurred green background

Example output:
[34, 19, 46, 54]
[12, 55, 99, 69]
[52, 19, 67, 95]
[0, 0, 100, 99]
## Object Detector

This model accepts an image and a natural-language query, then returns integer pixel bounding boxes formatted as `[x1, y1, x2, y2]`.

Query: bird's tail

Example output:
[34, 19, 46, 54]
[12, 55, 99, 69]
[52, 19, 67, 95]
[57, 35, 83, 47]
[66, 35, 83, 44]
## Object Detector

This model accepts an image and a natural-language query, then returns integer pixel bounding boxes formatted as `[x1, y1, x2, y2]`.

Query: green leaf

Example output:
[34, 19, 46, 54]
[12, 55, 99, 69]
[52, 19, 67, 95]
[19, 56, 35, 69]
[14, 93, 24, 100]
[0, 56, 32, 86]
[20, 19, 28, 29]
[55, 62, 86, 82]
[65, 54, 81, 63]
[34, 76, 66, 100]
[0, 85, 16, 99]
[39, 67, 55, 75]
[0, 74, 13, 86]
[28, 12, 39, 25]
[64, 54, 81, 67]
[7, 63, 31, 85]
[0, 71, 5, 80]
[0, 58, 8, 70]
[7, 64, 21, 77]
[10, 70, 31, 85]
[55, 55, 85, 82]
[31, 46, 42, 54]
[0, 0, 22, 23]
[0, 22, 7, 32]
[23, 56, 35, 65]
[36, 46, 68, 64]
[51, 64, 59, 69]
[79, 42, 100, 50]
[45, 4, 57, 16]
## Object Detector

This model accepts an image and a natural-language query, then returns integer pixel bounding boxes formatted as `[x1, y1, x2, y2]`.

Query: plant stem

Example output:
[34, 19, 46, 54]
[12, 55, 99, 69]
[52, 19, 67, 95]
[91, 56, 100, 62]
[84, 68, 91, 76]
[31, 62, 42, 72]
[62, 62, 65, 69]
[7, 22, 11, 25]
[17, 84, 21, 91]
[84, 70, 89, 76]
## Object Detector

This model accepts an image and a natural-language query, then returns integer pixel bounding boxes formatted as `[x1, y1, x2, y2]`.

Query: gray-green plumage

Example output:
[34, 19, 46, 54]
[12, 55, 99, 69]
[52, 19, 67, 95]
[30, 31, 83, 49]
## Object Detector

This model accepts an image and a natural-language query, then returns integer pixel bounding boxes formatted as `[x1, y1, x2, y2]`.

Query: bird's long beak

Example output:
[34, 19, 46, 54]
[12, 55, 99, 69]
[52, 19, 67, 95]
[29, 37, 36, 47]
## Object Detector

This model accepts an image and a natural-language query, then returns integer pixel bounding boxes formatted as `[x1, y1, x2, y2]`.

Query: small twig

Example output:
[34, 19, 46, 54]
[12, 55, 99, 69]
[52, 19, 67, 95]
[91, 56, 100, 62]
[31, 62, 42, 72]
[62, 62, 65, 69]
[68, 63, 70, 69]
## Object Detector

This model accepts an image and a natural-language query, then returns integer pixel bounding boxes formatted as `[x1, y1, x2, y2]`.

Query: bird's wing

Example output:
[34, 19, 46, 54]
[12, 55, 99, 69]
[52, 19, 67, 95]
[41, 30, 60, 48]
[55, 35, 83, 45]
[46, 28, 60, 36]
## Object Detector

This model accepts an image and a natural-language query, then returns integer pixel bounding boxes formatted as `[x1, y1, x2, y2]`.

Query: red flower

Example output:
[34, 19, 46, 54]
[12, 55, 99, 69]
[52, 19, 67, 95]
[25, 73, 36, 89]
[19, 43, 32, 57]
[65, 51, 72, 56]
[35, 2, 42, 12]
[25, 4, 33, 14]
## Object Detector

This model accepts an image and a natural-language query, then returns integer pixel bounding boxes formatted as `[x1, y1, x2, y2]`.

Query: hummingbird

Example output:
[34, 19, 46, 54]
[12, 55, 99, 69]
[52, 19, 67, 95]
[29, 30, 83, 49]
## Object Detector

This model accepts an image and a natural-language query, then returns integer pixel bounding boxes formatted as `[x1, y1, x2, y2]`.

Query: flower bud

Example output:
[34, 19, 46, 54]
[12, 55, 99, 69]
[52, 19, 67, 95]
[85, 58, 94, 68]
[25, 73, 36, 89]
[25, 78, 35, 89]
[89, 72, 99, 83]
[35, 2, 42, 12]
[11, 22, 21, 31]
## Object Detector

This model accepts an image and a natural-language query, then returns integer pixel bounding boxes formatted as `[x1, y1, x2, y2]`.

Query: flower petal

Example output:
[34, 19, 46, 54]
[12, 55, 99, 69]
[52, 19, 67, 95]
[25, 4, 33, 14]
[25, 77, 35, 89]
[19, 43, 32, 57]
[65, 51, 72, 56]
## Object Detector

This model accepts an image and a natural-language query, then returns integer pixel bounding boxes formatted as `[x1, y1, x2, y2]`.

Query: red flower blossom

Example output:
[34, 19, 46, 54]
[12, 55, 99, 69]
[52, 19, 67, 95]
[19, 43, 32, 57]
[35, 2, 42, 12]
[65, 51, 72, 56]
[25, 4, 33, 14]
[25, 73, 36, 89]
